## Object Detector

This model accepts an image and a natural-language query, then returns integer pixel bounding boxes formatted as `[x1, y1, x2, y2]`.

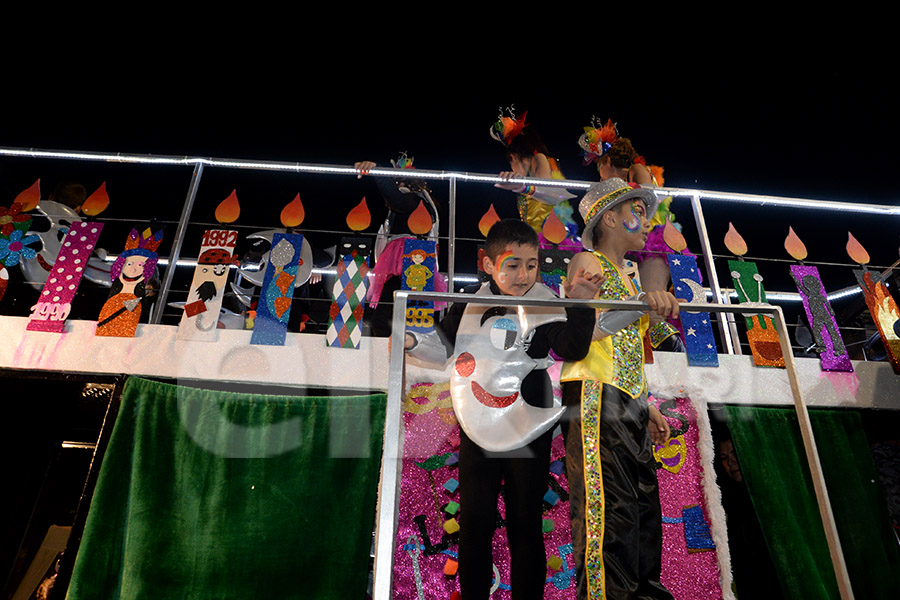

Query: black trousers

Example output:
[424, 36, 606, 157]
[457, 427, 552, 600]
[561, 381, 673, 600]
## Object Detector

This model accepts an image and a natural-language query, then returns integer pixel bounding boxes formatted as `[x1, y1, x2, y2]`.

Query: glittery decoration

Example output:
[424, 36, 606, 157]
[326, 237, 371, 349]
[790, 264, 853, 372]
[652, 396, 726, 599]
[393, 381, 577, 599]
[854, 268, 900, 374]
[27, 221, 104, 333]
[402, 238, 437, 334]
[252, 233, 304, 346]
[176, 229, 238, 341]
[580, 379, 607, 599]
[96, 228, 163, 338]
[668, 253, 718, 366]
[728, 260, 784, 368]
[0, 265, 7, 302]
[539, 247, 574, 296]
[594, 252, 646, 397]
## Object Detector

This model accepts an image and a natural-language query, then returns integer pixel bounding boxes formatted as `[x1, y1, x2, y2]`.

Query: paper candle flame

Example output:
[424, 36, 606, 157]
[215, 190, 241, 224]
[846, 232, 870, 265]
[478, 204, 500, 238]
[81, 182, 110, 217]
[346, 197, 371, 231]
[784, 227, 808, 261]
[281, 194, 305, 228]
[724, 222, 748, 256]
[408, 200, 433, 236]
[15, 179, 41, 212]
[662, 220, 686, 253]
[542, 210, 567, 245]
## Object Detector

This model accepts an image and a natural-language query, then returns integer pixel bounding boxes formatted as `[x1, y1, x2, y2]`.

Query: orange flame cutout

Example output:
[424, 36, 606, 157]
[407, 200, 433, 236]
[662, 220, 686, 253]
[215, 190, 241, 224]
[15, 179, 41, 212]
[846, 232, 870, 265]
[542, 210, 567, 245]
[281, 194, 305, 228]
[81, 182, 110, 217]
[478, 204, 500, 238]
[347, 197, 371, 231]
[784, 227, 808, 261]
[723, 222, 748, 256]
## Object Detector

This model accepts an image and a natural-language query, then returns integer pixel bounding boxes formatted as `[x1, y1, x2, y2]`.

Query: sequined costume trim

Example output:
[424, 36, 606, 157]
[581, 379, 606, 600]
[648, 321, 679, 348]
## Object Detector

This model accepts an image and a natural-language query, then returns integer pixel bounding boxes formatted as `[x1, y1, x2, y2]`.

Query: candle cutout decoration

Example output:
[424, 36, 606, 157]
[402, 203, 438, 333]
[664, 222, 718, 366]
[251, 195, 306, 346]
[477, 204, 500, 283]
[96, 228, 163, 337]
[786, 227, 852, 372]
[848, 232, 900, 373]
[176, 193, 239, 341]
[725, 222, 784, 367]
[326, 197, 372, 349]
[26, 187, 108, 332]
[539, 210, 573, 295]
[0, 182, 40, 302]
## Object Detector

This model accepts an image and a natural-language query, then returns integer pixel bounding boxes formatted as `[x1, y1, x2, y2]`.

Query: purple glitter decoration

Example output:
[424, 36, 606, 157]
[790, 265, 853, 372]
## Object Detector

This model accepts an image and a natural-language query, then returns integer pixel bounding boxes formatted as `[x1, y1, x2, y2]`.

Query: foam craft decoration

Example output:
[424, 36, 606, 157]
[847, 233, 900, 373]
[0, 201, 36, 302]
[724, 223, 784, 368]
[96, 228, 164, 338]
[176, 229, 238, 341]
[401, 238, 437, 334]
[664, 222, 718, 366]
[783, 227, 852, 372]
[326, 236, 371, 349]
[27, 221, 104, 332]
[251, 233, 304, 346]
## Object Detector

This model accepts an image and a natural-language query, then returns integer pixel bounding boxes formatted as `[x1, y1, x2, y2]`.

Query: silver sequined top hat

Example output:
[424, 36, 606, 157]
[578, 178, 659, 251]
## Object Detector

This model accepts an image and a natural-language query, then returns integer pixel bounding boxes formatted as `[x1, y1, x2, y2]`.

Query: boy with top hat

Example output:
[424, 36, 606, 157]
[560, 178, 679, 600]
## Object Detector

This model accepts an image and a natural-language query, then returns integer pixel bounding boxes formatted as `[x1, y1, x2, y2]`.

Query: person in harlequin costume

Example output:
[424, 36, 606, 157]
[560, 178, 679, 600]
[405, 219, 602, 600]
[96, 228, 163, 337]
[579, 118, 688, 352]
[490, 107, 581, 247]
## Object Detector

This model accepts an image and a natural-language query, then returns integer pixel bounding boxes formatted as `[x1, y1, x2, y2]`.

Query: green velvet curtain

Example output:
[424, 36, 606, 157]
[725, 405, 900, 599]
[68, 377, 386, 600]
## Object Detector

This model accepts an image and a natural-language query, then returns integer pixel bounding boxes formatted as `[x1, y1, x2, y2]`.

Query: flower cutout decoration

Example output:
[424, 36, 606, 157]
[0, 229, 40, 267]
[0, 203, 32, 236]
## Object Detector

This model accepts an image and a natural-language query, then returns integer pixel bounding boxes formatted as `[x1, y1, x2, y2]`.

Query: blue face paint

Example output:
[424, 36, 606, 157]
[623, 201, 643, 233]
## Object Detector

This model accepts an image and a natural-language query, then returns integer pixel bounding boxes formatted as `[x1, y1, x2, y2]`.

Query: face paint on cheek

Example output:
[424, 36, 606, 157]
[497, 250, 515, 270]
[623, 201, 642, 233]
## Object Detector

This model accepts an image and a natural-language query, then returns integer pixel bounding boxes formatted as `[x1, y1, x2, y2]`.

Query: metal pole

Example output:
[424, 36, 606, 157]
[371, 291, 411, 600]
[152, 162, 204, 324]
[689, 192, 738, 354]
[448, 177, 457, 293]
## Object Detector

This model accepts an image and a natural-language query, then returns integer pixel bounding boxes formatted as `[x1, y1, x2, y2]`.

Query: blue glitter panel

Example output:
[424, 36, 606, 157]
[251, 233, 304, 346]
[668, 254, 718, 367]
[401, 238, 437, 334]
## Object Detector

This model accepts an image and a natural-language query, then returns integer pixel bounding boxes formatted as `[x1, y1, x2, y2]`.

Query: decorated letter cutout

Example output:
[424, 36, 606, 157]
[176, 229, 237, 341]
[27, 221, 104, 333]
[251, 233, 304, 346]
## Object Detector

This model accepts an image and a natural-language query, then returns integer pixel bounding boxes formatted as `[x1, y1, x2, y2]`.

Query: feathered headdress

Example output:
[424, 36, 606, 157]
[577, 117, 619, 165]
[489, 106, 528, 146]
[390, 151, 415, 169]
[111, 228, 164, 282]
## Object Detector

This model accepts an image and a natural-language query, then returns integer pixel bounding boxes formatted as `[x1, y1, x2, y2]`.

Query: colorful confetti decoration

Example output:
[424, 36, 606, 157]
[250, 233, 304, 346]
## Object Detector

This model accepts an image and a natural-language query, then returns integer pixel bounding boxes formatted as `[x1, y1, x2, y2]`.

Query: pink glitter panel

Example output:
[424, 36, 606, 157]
[27, 221, 104, 333]
[393, 381, 577, 599]
[653, 396, 725, 600]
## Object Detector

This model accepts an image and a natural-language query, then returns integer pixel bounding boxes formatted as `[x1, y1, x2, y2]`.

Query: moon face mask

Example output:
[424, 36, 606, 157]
[449, 283, 566, 452]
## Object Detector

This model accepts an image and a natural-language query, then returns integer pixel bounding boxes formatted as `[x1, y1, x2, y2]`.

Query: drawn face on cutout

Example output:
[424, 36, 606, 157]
[121, 256, 148, 282]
